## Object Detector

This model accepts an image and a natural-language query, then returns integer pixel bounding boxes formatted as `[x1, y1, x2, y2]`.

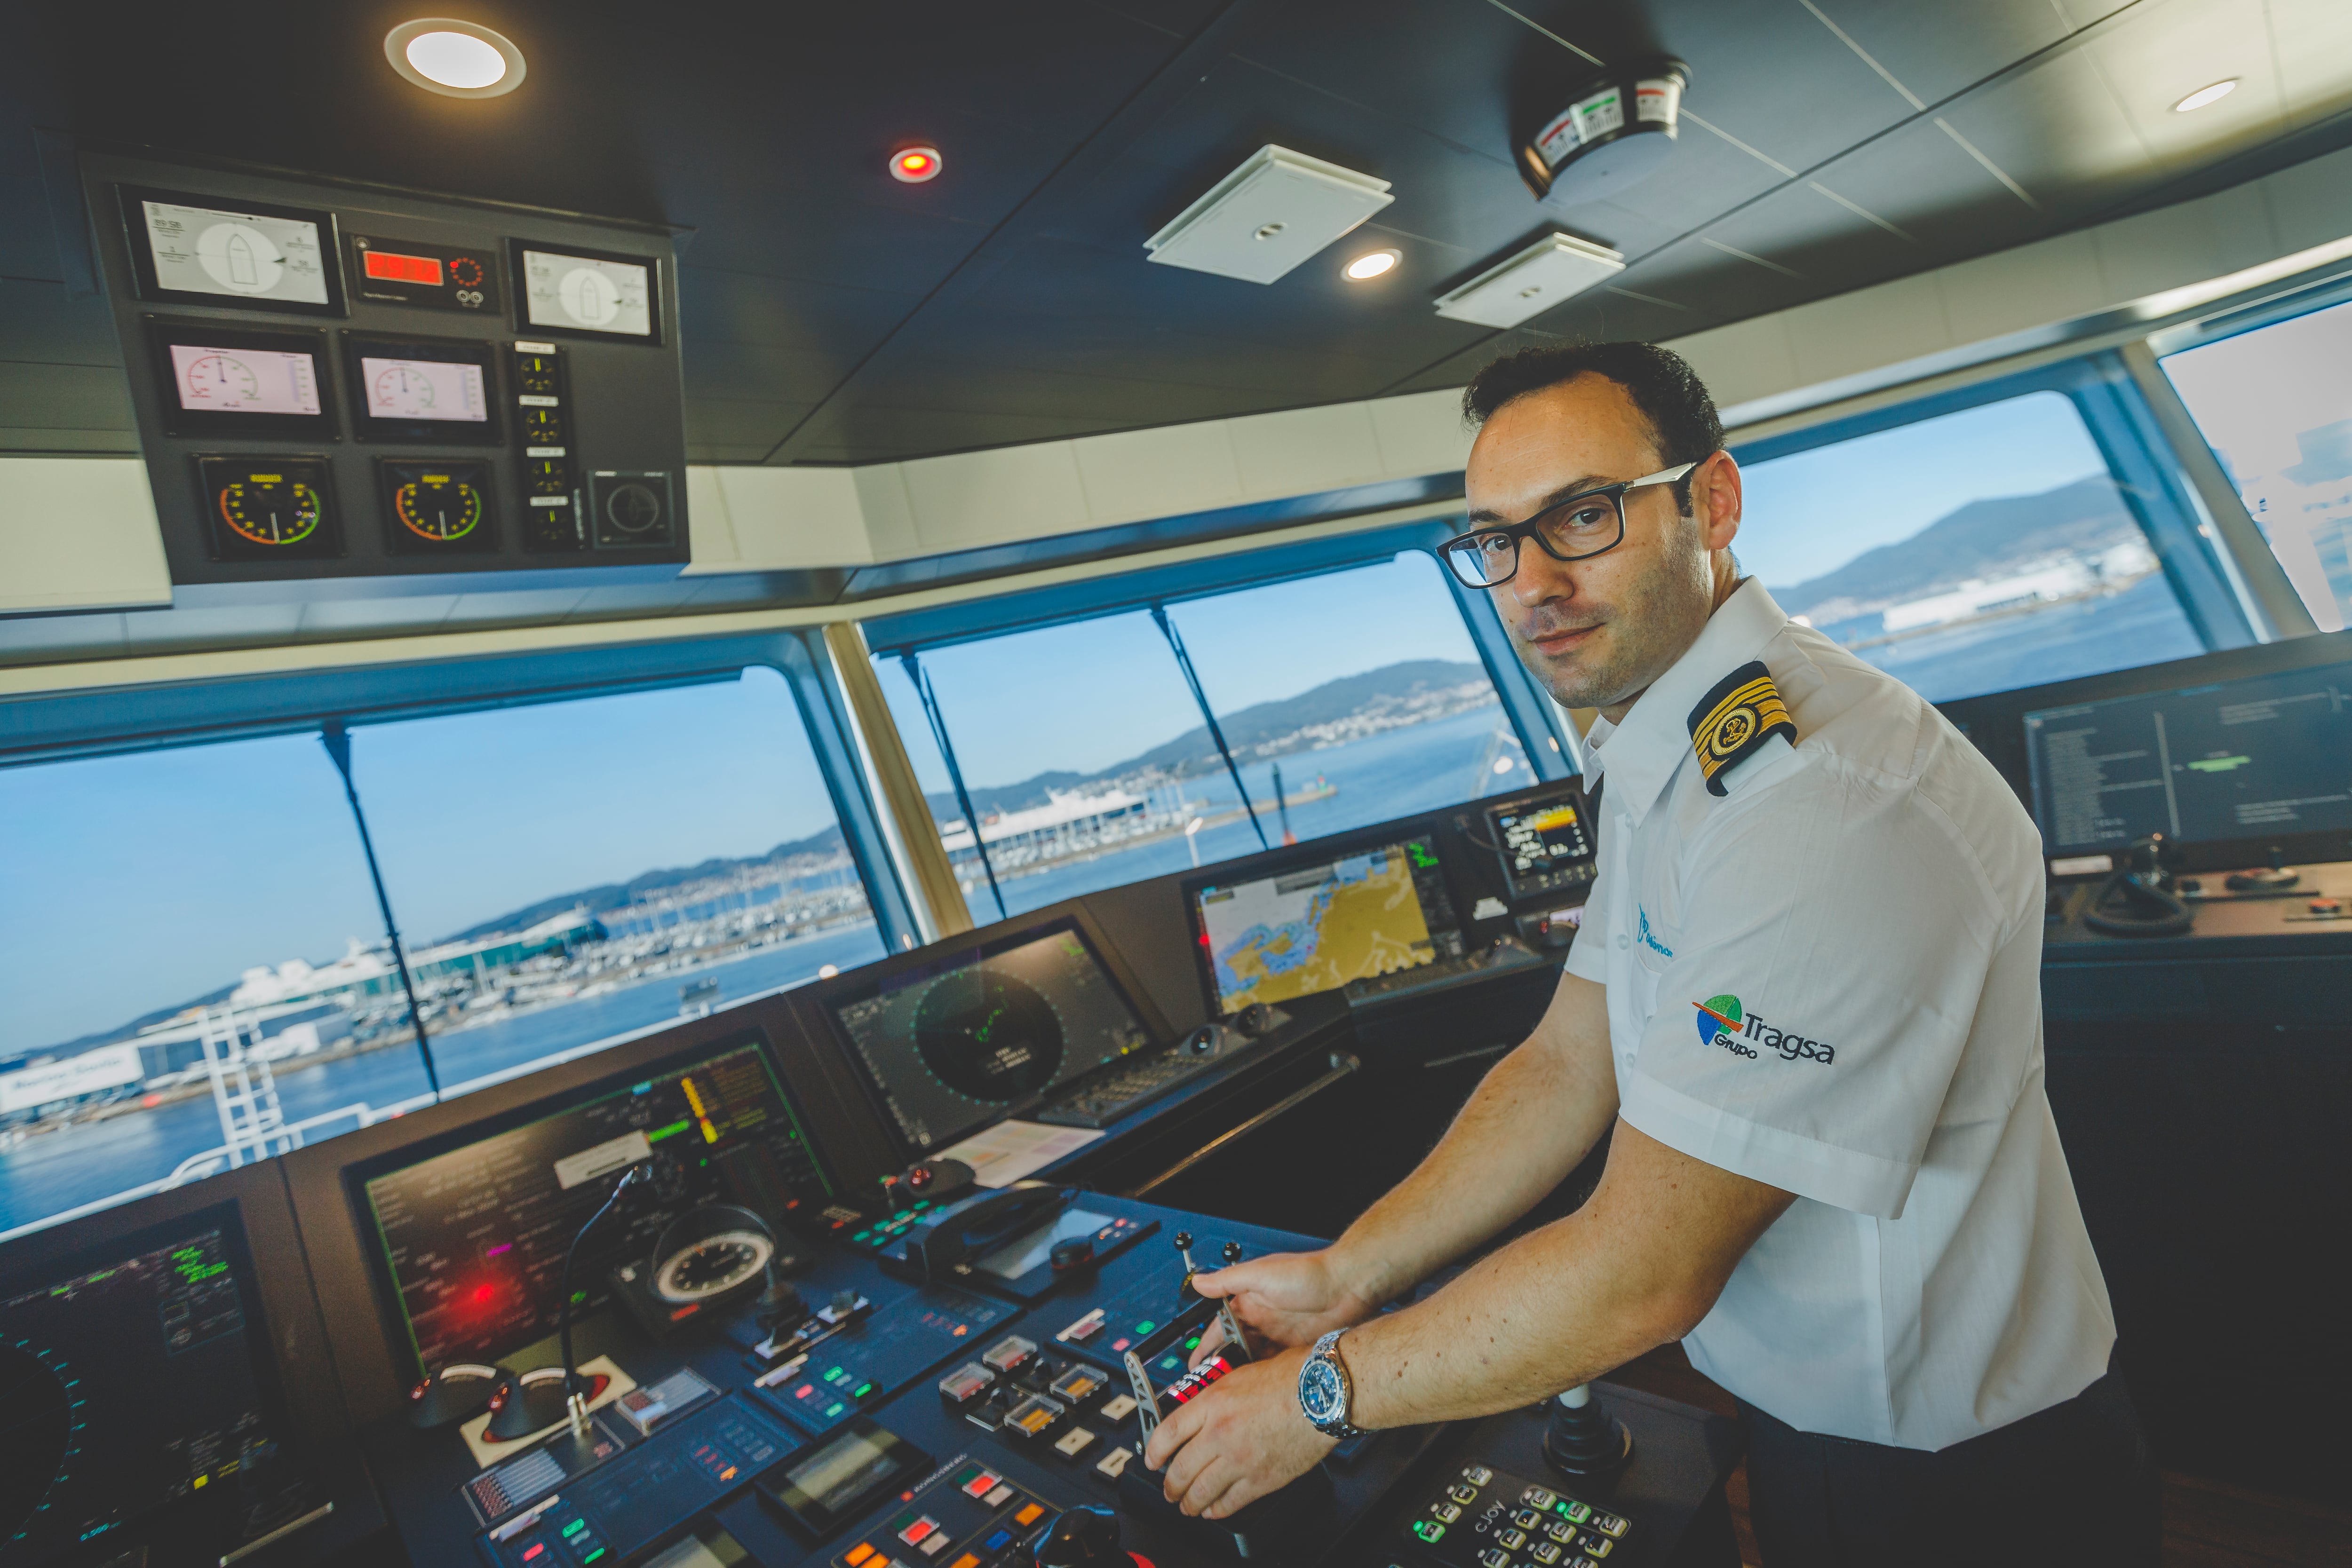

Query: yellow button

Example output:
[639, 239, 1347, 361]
[1015, 1503, 1046, 1527]
[843, 1545, 874, 1566]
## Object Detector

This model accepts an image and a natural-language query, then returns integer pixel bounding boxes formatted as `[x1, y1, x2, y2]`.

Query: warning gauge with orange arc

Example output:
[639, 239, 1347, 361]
[376, 458, 499, 555]
[194, 455, 344, 561]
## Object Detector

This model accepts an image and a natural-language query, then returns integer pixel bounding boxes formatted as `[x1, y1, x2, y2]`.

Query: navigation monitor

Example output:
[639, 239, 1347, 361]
[358, 1036, 832, 1377]
[1486, 787, 1596, 903]
[828, 919, 1154, 1153]
[342, 333, 502, 443]
[512, 240, 660, 341]
[0, 1207, 323, 1566]
[119, 184, 345, 315]
[2026, 661, 2352, 854]
[146, 319, 335, 438]
[1192, 834, 1455, 1016]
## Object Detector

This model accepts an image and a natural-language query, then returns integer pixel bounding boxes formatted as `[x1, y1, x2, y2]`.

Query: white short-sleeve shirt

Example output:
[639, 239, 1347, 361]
[1564, 580, 2114, 1451]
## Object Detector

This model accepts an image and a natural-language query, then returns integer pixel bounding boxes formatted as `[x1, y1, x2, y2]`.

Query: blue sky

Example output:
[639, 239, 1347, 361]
[0, 670, 840, 1057]
[1736, 391, 2109, 589]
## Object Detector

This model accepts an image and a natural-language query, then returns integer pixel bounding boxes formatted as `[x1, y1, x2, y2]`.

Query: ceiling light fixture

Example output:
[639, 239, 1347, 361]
[890, 147, 943, 183]
[2173, 79, 2237, 112]
[384, 18, 525, 98]
[1344, 249, 1399, 281]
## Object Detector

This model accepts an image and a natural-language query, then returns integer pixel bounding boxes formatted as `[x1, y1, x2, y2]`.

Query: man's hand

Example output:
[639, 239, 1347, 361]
[1143, 1347, 1336, 1518]
[1185, 1249, 1377, 1368]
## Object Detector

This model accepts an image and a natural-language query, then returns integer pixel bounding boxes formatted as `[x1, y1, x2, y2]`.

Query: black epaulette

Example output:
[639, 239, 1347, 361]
[1687, 660, 1796, 796]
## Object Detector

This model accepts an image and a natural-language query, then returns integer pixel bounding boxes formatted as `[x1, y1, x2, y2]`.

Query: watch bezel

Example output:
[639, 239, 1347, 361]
[1298, 1328, 1362, 1438]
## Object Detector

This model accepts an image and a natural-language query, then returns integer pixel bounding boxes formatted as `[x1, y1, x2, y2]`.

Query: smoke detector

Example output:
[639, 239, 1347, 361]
[1145, 145, 1394, 285]
[1518, 60, 1690, 205]
[1433, 232, 1625, 328]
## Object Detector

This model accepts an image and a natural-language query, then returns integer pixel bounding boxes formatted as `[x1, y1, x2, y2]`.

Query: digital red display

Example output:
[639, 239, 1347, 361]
[363, 250, 444, 285]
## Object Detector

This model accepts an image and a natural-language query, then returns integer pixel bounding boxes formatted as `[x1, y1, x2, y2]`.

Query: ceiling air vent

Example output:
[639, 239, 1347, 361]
[1144, 145, 1393, 285]
[1433, 232, 1625, 329]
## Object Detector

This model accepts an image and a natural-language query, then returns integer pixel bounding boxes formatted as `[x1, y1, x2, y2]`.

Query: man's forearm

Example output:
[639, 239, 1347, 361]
[1326, 986, 1618, 1308]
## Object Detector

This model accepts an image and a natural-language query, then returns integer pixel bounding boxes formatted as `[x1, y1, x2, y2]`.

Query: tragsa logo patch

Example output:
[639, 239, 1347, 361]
[1694, 994, 1835, 1065]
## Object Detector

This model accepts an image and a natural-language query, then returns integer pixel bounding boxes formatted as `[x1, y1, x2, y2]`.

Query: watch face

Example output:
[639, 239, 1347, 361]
[1299, 1356, 1344, 1424]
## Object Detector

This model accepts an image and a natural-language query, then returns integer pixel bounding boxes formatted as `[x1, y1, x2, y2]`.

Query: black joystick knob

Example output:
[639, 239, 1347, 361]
[830, 1288, 859, 1317]
[1222, 1241, 1243, 1266]
[1033, 1505, 1123, 1567]
[1050, 1236, 1096, 1272]
[1174, 1231, 1192, 1251]
[1236, 1002, 1274, 1037]
[1542, 1384, 1633, 1478]
[755, 1277, 805, 1335]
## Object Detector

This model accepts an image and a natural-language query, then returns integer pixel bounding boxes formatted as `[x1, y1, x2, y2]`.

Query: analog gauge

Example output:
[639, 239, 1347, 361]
[182, 352, 260, 407]
[601, 481, 663, 535]
[372, 363, 438, 418]
[390, 472, 485, 542]
[519, 404, 564, 441]
[216, 473, 324, 546]
[652, 1229, 773, 1303]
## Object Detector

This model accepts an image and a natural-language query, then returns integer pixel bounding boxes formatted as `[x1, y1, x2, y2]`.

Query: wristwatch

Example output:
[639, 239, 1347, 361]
[1297, 1329, 1364, 1440]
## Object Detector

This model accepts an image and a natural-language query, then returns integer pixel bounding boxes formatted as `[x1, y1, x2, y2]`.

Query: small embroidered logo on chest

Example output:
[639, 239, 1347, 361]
[1638, 907, 1674, 958]
[1687, 659, 1797, 797]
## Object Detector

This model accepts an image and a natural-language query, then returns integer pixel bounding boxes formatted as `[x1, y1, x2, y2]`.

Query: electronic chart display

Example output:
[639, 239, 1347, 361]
[119, 185, 344, 315]
[2026, 662, 2352, 853]
[512, 241, 659, 341]
[829, 920, 1154, 1153]
[1193, 835, 1452, 1015]
[0, 1210, 321, 1566]
[358, 1037, 832, 1377]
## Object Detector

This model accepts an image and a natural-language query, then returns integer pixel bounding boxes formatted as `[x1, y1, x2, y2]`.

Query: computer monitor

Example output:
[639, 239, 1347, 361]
[826, 918, 1154, 1154]
[355, 1034, 832, 1378]
[1189, 832, 1458, 1017]
[0, 1203, 328, 1566]
[2025, 660, 2352, 856]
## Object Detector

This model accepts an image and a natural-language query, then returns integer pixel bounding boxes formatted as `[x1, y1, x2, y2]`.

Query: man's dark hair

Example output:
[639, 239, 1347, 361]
[1462, 341, 1725, 509]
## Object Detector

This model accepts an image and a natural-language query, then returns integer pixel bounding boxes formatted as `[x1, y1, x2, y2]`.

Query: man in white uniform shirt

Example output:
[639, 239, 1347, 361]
[1143, 343, 2155, 1561]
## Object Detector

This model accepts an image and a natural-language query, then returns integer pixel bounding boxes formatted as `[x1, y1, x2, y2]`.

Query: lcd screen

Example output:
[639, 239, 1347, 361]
[140, 196, 331, 307]
[360, 356, 487, 423]
[517, 245, 654, 338]
[785, 1428, 904, 1512]
[168, 341, 323, 416]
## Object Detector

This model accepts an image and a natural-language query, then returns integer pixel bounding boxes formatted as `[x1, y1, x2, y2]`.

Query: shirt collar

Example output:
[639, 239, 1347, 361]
[1584, 578, 1789, 824]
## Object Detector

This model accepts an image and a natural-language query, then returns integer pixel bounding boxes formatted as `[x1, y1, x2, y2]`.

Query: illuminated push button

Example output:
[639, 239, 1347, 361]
[1514, 1507, 1543, 1528]
[985, 1485, 1015, 1506]
[1545, 1520, 1574, 1544]
[957, 1466, 1000, 1497]
[1558, 1500, 1592, 1523]
[1580, 1535, 1613, 1558]
[1531, 1544, 1563, 1566]
[1462, 1465, 1494, 1485]
[1430, 1502, 1460, 1523]
[897, 1516, 938, 1545]
[1477, 1549, 1512, 1568]
[1520, 1486, 1556, 1509]
[1410, 1521, 1446, 1544]
[840, 1545, 874, 1567]
[1587, 1511, 1627, 1536]
[1498, 1528, 1527, 1548]
[1447, 1483, 1479, 1505]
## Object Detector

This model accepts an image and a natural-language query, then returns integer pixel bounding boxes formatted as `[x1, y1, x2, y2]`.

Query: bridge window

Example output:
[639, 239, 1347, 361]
[876, 553, 1519, 915]
[2161, 297, 2352, 633]
[1737, 390, 2204, 702]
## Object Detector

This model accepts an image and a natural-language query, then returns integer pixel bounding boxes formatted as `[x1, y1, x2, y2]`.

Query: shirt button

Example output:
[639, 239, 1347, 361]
[1614, 934, 1629, 950]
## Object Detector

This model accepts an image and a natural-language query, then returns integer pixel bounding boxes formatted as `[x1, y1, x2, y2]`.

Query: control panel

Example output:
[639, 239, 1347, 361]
[82, 149, 690, 586]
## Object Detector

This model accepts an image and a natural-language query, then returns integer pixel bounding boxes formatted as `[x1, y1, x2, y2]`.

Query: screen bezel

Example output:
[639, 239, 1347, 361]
[0, 1163, 383, 1566]
[117, 183, 347, 317]
[754, 1415, 931, 1537]
[809, 903, 1172, 1164]
[1180, 822, 1456, 1020]
[507, 237, 666, 345]
[337, 1029, 836, 1385]
[342, 332, 504, 444]
[374, 455, 501, 556]
[144, 316, 338, 439]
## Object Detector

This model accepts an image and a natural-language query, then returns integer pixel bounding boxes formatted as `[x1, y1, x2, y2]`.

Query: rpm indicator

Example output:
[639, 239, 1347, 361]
[194, 456, 342, 561]
[376, 458, 498, 555]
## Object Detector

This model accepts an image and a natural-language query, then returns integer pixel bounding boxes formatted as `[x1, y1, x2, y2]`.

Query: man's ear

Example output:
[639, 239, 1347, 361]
[1696, 451, 1742, 552]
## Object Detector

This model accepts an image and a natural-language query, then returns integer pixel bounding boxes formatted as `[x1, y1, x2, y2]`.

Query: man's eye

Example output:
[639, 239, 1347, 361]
[1555, 504, 1613, 531]
[1474, 534, 1514, 558]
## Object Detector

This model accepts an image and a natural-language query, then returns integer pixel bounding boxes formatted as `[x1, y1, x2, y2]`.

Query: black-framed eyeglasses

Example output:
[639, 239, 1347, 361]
[1438, 462, 1698, 588]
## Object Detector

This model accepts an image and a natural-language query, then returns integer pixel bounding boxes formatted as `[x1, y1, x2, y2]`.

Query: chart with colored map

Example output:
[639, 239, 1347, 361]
[1199, 845, 1438, 1011]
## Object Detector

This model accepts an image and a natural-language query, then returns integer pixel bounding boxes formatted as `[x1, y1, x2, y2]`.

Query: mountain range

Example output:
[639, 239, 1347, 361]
[1768, 475, 2139, 621]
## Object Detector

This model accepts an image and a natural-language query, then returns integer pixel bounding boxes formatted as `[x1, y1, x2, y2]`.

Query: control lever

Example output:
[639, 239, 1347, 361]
[1542, 1383, 1633, 1477]
[1122, 1351, 1161, 1443]
[1033, 1505, 1124, 1567]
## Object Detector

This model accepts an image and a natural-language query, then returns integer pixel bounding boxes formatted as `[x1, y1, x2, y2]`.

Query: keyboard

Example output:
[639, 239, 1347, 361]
[1033, 1019, 1274, 1129]
[1342, 935, 1551, 1010]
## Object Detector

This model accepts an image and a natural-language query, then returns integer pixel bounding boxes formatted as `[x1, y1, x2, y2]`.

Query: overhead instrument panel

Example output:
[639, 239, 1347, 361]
[85, 151, 689, 586]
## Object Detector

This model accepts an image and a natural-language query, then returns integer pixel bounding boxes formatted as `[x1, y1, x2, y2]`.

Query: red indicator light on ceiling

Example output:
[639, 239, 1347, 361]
[363, 250, 445, 285]
[890, 147, 942, 183]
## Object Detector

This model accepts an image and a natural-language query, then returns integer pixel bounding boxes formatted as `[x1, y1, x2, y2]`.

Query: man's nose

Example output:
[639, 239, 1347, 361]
[1507, 545, 1578, 609]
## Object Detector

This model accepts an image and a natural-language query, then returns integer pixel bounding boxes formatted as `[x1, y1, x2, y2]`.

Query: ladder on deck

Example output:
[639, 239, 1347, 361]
[193, 1006, 302, 1168]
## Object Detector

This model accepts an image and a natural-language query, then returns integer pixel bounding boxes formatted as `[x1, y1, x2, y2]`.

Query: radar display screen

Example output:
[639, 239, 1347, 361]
[828, 920, 1153, 1153]
[376, 458, 498, 554]
[1193, 835, 1452, 1015]
[0, 1210, 319, 1566]
[2026, 662, 2352, 853]
[358, 1037, 833, 1378]
[195, 456, 343, 561]
[512, 241, 660, 341]
[146, 320, 334, 438]
[119, 185, 344, 314]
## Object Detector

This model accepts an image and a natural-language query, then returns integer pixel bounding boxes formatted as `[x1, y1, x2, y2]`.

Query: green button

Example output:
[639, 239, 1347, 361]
[1562, 1501, 1590, 1522]
[1413, 1521, 1446, 1543]
[562, 1520, 585, 1536]
[852, 1230, 873, 1243]
[825, 1402, 846, 1418]
[1135, 1321, 1156, 1334]
[853, 1382, 875, 1398]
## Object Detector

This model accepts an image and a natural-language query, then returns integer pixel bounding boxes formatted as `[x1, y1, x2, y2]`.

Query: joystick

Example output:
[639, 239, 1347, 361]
[1221, 1241, 1243, 1267]
[1542, 1383, 1633, 1478]
[1033, 1505, 1124, 1567]
[1235, 1002, 1274, 1037]
[2227, 846, 2300, 893]
[754, 1271, 805, 1340]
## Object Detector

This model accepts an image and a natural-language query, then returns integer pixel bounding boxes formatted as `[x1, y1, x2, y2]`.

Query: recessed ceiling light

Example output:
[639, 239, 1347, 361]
[2173, 79, 2237, 113]
[1344, 248, 1400, 281]
[890, 147, 943, 183]
[385, 19, 525, 98]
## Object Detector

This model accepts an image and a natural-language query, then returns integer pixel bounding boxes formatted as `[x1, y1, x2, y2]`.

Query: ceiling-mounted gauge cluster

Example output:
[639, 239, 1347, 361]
[83, 153, 690, 587]
[1517, 60, 1692, 207]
